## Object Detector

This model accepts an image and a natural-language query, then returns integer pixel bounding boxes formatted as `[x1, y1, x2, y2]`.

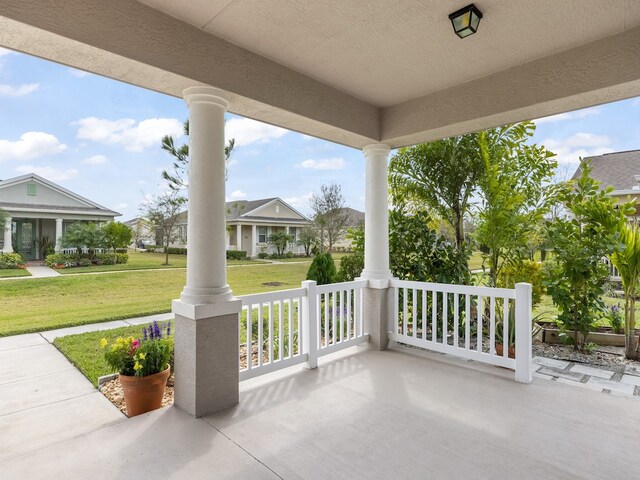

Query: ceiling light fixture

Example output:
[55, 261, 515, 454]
[449, 4, 483, 39]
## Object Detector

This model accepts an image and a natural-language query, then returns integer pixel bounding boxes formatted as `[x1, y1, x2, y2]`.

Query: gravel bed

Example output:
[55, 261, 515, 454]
[533, 342, 640, 371]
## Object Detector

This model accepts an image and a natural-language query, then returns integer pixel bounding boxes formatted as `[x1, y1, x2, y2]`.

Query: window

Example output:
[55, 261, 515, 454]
[288, 227, 298, 241]
[258, 226, 267, 243]
[179, 225, 187, 243]
[27, 182, 37, 196]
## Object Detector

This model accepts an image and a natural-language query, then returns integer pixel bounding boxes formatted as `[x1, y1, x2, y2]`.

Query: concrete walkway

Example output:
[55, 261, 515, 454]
[0, 332, 125, 465]
[25, 265, 61, 278]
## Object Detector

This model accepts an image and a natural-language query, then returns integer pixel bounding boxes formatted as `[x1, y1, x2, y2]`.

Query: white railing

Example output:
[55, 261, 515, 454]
[237, 279, 368, 381]
[389, 280, 532, 383]
[61, 247, 107, 255]
[602, 257, 620, 279]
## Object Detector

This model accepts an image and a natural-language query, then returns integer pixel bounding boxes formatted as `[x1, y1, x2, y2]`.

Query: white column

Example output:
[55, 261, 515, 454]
[179, 86, 232, 305]
[55, 218, 63, 253]
[361, 144, 392, 283]
[2, 216, 13, 253]
[251, 224, 257, 257]
[236, 224, 242, 251]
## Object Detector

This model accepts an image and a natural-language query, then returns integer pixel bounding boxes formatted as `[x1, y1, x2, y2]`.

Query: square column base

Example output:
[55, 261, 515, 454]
[173, 300, 241, 417]
[363, 287, 394, 351]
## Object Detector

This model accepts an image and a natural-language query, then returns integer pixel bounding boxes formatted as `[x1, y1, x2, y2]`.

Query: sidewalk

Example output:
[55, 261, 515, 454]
[26, 266, 61, 278]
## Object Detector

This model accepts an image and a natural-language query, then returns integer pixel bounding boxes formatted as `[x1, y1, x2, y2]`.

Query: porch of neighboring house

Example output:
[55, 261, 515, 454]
[227, 223, 306, 257]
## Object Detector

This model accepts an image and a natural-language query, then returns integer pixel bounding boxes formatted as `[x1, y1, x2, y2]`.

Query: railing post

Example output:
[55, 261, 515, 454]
[302, 280, 318, 369]
[515, 282, 532, 384]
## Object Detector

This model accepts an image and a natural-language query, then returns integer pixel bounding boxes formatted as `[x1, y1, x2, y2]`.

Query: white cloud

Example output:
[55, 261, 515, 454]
[0, 83, 39, 97]
[69, 68, 91, 78]
[14, 165, 78, 181]
[0, 132, 67, 162]
[284, 193, 313, 210]
[296, 157, 345, 170]
[534, 108, 600, 124]
[225, 118, 288, 147]
[74, 117, 183, 152]
[0, 47, 13, 57]
[542, 132, 612, 164]
[229, 190, 247, 200]
[80, 154, 108, 165]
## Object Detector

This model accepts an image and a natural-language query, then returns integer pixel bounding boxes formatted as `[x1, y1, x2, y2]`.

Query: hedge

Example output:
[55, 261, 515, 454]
[45, 252, 129, 268]
[0, 252, 25, 269]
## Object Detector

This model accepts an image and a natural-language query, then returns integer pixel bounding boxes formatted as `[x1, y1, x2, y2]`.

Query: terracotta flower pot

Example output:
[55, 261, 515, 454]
[119, 366, 170, 417]
[495, 343, 515, 359]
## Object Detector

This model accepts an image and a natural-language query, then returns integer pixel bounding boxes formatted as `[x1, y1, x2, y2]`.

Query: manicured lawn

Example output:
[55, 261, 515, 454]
[0, 269, 31, 278]
[0, 262, 310, 337]
[54, 323, 162, 386]
[56, 250, 257, 275]
[468, 252, 484, 271]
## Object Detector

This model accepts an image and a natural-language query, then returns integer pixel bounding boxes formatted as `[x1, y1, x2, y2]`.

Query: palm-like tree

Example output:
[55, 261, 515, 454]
[610, 223, 640, 359]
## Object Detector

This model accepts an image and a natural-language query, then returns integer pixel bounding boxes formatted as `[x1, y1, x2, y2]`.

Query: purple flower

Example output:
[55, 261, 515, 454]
[166, 321, 171, 337]
[142, 326, 148, 342]
[153, 321, 161, 339]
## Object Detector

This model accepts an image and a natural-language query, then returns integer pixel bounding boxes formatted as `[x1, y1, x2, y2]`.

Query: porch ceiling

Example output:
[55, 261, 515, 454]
[0, 1, 639, 148]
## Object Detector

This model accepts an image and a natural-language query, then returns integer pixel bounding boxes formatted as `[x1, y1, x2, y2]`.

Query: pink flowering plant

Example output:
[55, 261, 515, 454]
[101, 321, 173, 377]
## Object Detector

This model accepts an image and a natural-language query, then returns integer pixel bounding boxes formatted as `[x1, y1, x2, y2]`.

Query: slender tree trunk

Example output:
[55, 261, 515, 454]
[164, 241, 169, 265]
[627, 295, 639, 359]
[455, 211, 464, 250]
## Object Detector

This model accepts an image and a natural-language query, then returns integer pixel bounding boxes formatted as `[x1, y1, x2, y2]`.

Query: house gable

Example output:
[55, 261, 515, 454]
[243, 198, 308, 221]
[0, 174, 118, 215]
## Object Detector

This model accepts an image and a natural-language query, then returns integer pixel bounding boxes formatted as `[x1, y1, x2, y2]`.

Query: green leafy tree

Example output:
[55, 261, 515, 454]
[103, 222, 133, 255]
[475, 122, 560, 287]
[298, 226, 318, 257]
[545, 160, 630, 351]
[61, 222, 106, 259]
[389, 135, 483, 249]
[337, 226, 364, 282]
[610, 222, 640, 359]
[268, 230, 293, 257]
[143, 192, 188, 265]
[161, 120, 235, 190]
[306, 252, 337, 285]
[310, 183, 349, 253]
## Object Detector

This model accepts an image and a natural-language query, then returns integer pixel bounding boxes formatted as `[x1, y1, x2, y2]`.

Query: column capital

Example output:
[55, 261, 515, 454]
[183, 86, 230, 109]
[362, 143, 391, 158]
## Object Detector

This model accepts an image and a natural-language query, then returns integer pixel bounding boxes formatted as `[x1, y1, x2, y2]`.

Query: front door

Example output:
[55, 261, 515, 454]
[15, 219, 36, 261]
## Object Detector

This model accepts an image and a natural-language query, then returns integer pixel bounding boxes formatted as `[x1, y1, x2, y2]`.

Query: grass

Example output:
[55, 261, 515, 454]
[56, 250, 256, 275]
[53, 323, 165, 386]
[0, 269, 31, 278]
[468, 252, 484, 271]
[0, 262, 310, 337]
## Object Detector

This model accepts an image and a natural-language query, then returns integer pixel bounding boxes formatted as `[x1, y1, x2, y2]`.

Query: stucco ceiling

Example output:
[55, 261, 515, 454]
[138, 0, 640, 107]
[0, 1, 639, 148]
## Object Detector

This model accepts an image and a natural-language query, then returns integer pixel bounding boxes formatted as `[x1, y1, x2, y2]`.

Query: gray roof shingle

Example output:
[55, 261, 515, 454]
[572, 149, 640, 191]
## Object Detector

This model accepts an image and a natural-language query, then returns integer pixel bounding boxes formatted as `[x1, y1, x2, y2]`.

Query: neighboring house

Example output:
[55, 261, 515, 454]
[159, 197, 311, 257]
[333, 207, 365, 250]
[123, 217, 155, 249]
[0, 173, 120, 260]
[573, 149, 640, 215]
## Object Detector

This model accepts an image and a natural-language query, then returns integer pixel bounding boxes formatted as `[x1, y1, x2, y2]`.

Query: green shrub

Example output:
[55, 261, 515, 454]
[498, 259, 544, 307]
[227, 250, 248, 260]
[0, 252, 25, 269]
[257, 252, 269, 259]
[45, 253, 77, 268]
[306, 253, 337, 285]
[167, 247, 187, 255]
[337, 253, 364, 282]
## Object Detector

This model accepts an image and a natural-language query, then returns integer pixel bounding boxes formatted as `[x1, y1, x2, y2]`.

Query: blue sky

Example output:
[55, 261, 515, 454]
[0, 47, 639, 220]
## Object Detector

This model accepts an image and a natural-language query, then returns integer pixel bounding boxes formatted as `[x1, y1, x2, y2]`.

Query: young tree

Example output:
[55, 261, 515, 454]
[268, 231, 293, 257]
[297, 226, 318, 257]
[389, 135, 483, 250]
[310, 183, 349, 253]
[103, 222, 133, 256]
[61, 222, 106, 259]
[161, 120, 235, 190]
[545, 160, 630, 351]
[130, 218, 151, 250]
[143, 192, 188, 265]
[475, 122, 560, 287]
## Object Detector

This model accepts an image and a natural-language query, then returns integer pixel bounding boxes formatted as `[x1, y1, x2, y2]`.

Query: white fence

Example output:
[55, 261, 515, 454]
[389, 279, 532, 383]
[61, 247, 107, 255]
[237, 279, 368, 381]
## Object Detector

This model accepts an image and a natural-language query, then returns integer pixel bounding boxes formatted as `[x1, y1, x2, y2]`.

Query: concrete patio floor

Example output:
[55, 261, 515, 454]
[2, 343, 639, 479]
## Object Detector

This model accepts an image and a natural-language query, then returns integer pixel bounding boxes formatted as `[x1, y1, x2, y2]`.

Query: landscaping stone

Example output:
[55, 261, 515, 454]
[537, 366, 586, 382]
[585, 377, 636, 395]
[570, 364, 615, 380]
[620, 374, 640, 387]
[624, 364, 640, 377]
[532, 356, 570, 370]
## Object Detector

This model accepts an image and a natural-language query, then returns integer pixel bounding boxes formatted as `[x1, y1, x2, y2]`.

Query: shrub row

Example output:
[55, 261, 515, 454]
[45, 252, 129, 268]
[227, 250, 248, 260]
[0, 252, 25, 269]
